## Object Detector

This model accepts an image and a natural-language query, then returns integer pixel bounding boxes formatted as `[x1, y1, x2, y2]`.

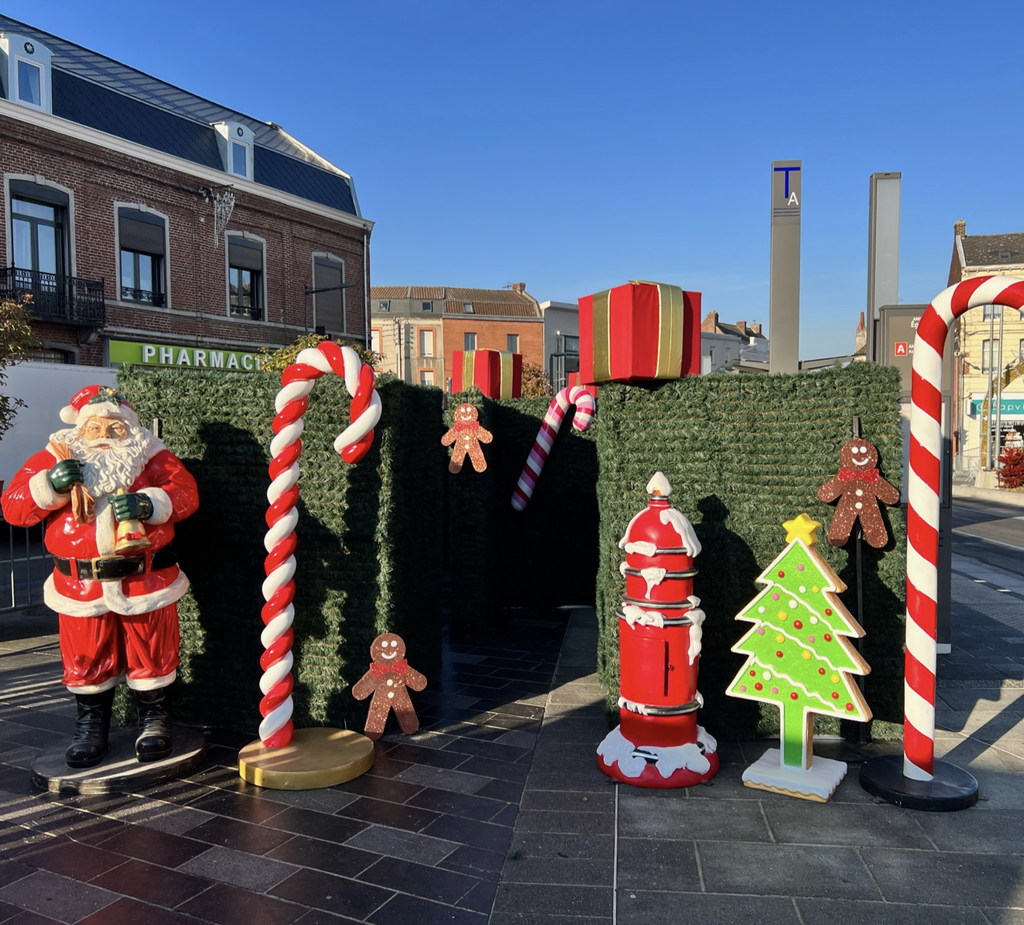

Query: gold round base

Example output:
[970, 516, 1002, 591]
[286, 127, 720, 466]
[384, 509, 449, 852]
[238, 727, 375, 790]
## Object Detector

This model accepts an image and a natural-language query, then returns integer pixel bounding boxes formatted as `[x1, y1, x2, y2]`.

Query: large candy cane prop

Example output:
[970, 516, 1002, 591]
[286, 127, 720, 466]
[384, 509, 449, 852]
[900, 275, 1024, 780]
[511, 385, 595, 511]
[260, 342, 382, 747]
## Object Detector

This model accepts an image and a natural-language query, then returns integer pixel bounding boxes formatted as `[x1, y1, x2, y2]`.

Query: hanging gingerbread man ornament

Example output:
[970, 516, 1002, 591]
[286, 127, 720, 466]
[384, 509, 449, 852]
[441, 403, 492, 473]
[351, 633, 427, 740]
[816, 439, 900, 549]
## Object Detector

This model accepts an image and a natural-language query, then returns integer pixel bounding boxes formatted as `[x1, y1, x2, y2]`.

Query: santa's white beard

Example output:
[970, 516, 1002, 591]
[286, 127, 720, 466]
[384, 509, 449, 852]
[56, 424, 154, 498]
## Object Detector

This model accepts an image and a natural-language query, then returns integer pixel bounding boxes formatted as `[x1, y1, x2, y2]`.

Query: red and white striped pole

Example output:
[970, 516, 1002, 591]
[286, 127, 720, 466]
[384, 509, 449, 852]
[862, 274, 1024, 809]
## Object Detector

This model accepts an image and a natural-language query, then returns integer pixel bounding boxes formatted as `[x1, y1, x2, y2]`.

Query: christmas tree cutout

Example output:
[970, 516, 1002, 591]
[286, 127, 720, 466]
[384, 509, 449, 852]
[726, 513, 871, 801]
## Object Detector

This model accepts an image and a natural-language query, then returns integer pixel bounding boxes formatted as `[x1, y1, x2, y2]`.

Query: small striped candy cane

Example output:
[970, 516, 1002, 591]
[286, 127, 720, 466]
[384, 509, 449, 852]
[904, 274, 1024, 780]
[260, 342, 382, 747]
[511, 385, 595, 511]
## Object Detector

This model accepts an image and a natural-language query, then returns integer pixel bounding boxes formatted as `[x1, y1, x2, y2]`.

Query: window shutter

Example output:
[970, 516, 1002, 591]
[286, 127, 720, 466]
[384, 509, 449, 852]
[118, 209, 165, 255]
[228, 236, 263, 271]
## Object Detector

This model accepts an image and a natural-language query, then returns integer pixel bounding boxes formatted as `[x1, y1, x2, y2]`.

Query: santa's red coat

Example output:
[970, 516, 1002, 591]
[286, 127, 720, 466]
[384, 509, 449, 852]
[1, 444, 199, 617]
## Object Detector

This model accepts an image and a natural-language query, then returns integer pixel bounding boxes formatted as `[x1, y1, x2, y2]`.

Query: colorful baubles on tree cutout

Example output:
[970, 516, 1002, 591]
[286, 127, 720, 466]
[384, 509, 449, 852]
[597, 472, 719, 788]
[816, 439, 899, 548]
[511, 385, 595, 511]
[442, 403, 492, 473]
[351, 633, 427, 740]
[260, 342, 381, 748]
[726, 513, 871, 802]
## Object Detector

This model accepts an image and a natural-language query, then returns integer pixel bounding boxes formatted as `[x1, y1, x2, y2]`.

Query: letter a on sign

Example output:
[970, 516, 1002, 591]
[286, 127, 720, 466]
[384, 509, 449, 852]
[787, 192, 799, 205]
[895, 342, 908, 356]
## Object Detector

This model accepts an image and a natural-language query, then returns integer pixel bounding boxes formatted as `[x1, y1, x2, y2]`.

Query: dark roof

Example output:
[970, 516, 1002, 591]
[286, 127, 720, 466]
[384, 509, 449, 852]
[0, 14, 360, 217]
[961, 233, 1024, 267]
[370, 286, 541, 317]
[53, 71, 222, 170]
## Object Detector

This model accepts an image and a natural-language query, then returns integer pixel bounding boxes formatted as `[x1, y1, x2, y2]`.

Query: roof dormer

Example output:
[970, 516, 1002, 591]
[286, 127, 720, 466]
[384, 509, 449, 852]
[213, 121, 254, 181]
[0, 33, 53, 114]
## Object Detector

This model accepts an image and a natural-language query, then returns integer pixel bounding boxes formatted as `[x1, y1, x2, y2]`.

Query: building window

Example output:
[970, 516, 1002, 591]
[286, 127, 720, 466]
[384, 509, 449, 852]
[983, 305, 1002, 321]
[982, 339, 1001, 373]
[507, 334, 519, 353]
[421, 301, 432, 312]
[420, 369, 435, 386]
[312, 255, 345, 334]
[227, 235, 264, 320]
[9, 180, 71, 321]
[371, 328, 382, 356]
[27, 346, 72, 364]
[463, 302, 475, 314]
[117, 207, 166, 306]
[2, 35, 52, 113]
[1019, 338, 1024, 361]
[419, 329, 434, 357]
[378, 300, 390, 312]
[464, 332, 477, 350]
[213, 123, 254, 181]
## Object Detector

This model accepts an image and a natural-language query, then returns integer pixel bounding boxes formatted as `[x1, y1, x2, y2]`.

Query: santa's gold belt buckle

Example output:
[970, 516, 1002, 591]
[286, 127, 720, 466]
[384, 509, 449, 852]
[89, 555, 141, 581]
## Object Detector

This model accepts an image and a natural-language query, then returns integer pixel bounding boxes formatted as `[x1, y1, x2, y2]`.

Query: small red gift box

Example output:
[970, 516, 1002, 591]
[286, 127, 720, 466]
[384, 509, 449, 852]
[451, 349, 522, 399]
[578, 281, 701, 384]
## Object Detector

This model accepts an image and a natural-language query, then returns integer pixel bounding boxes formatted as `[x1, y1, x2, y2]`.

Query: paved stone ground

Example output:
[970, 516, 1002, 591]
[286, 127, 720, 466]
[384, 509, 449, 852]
[0, 562, 1022, 924]
[0, 608, 571, 924]
[497, 567, 1024, 925]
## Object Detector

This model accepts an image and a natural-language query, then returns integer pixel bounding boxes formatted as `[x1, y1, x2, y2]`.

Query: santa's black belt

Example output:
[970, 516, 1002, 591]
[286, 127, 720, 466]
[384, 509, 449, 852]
[53, 548, 177, 582]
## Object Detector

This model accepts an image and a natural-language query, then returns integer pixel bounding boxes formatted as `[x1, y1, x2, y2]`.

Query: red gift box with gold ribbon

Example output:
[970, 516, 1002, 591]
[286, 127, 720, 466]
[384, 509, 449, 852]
[578, 281, 701, 384]
[451, 349, 522, 399]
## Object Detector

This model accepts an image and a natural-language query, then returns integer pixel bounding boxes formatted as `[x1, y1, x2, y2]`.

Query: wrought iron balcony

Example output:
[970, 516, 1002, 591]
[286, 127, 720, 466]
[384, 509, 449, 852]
[0, 266, 105, 328]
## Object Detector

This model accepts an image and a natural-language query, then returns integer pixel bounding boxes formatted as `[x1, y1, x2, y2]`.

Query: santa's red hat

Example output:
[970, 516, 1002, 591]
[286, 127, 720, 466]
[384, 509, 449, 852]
[60, 385, 139, 427]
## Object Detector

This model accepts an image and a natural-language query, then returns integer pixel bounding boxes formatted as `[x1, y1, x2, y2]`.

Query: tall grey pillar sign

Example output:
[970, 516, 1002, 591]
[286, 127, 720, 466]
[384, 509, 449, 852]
[866, 172, 901, 362]
[770, 160, 802, 373]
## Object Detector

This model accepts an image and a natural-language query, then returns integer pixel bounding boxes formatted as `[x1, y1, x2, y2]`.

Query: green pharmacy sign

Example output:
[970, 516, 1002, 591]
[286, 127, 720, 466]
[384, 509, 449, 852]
[109, 339, 262, 372]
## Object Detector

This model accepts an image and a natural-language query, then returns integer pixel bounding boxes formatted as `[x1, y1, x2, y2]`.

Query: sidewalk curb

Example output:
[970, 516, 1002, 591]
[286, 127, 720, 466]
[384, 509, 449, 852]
[952, 484, 1024, 507]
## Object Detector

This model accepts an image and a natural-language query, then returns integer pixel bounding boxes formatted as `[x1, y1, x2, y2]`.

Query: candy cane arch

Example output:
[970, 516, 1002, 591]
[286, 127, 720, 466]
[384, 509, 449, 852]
[903, 274, 1024, 780]
[260, 343, 382, 747]
[511, 385, 596, 511]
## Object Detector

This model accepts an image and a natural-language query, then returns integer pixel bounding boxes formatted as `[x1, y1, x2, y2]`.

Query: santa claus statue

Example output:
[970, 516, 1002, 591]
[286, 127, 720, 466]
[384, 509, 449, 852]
[1, 385, 199, 770]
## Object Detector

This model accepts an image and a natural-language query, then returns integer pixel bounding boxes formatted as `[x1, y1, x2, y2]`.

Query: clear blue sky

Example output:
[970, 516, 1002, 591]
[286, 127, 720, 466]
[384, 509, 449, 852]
[12, 1, 1024, 359]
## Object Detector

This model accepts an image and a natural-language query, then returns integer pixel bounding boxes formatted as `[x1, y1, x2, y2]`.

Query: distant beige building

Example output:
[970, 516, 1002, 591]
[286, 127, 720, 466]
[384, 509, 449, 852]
[948, 220, 1024, 472]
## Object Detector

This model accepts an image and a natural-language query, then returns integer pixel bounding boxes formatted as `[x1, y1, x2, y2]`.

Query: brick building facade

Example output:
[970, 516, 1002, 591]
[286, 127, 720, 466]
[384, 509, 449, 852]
[370, 284, 543, 391]
[1, 16, 371, 373]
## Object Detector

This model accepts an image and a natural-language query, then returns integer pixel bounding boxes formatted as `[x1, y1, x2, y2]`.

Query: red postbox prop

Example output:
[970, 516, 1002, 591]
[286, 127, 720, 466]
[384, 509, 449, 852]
[597, 471, 719, 788]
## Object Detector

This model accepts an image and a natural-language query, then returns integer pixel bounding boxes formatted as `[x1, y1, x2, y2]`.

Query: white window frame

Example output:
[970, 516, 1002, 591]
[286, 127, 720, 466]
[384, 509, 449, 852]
[224, 230, 267, 321]
[982, 338, 1001, 373]
[419, 328, 434, 357]
[421, 301, 432, 312]
[113, 202, 171, 309]
[378, 300, 390, 312]
[311, 251, 346, 334]
[2, 35, 53, 114]
[463, 302, 474, 314]
[464, 332, 477, 350]
[213, 122, 255, 182]
[420, 369, 436, 386]
[4, 173, 77, 274]
[507, 333, 519, 353]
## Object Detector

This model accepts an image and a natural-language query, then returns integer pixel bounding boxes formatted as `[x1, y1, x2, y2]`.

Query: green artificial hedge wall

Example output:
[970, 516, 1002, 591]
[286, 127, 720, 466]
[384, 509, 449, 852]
[116, 367, 445, 734]
[594, 364, 906, 740]
[445, 389, 600, 635]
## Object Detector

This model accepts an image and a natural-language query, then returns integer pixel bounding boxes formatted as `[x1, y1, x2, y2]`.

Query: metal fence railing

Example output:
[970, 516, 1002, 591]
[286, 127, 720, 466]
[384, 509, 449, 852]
[0, 520, 49, 613]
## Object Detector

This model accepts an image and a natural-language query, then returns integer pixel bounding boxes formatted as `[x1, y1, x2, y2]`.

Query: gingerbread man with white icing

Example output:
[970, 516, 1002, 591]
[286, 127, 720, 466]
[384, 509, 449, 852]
[351, 633, 427, 740]
[816, 439, 899, 549]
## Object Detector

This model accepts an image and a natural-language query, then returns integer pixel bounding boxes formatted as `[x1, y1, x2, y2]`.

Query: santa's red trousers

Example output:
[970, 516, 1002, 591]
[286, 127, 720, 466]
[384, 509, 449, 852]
[58, 604, 180, 692]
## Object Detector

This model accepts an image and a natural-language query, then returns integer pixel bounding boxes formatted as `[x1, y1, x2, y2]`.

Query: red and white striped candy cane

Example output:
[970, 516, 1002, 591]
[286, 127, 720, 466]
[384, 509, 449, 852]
[511, 385, 595, 511]
[905, 274, 1024, 780]
[260, 342, 382, 747]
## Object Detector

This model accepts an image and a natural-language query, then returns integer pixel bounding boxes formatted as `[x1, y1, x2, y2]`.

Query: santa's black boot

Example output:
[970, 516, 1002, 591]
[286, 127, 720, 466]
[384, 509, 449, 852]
[134, 687, 173, 762]
[65, 689, 115, 769]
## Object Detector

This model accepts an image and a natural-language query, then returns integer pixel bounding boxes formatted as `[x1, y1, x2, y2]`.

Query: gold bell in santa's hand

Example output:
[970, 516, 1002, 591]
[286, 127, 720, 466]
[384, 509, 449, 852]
[114, 488, 152, 554]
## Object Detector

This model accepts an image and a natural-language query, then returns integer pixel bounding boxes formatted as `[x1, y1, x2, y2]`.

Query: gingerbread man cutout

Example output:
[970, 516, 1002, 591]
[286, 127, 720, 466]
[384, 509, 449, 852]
[351, 633, 427, 740]
[817, 438, 900, 549]
[441, 403, 492, 473]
